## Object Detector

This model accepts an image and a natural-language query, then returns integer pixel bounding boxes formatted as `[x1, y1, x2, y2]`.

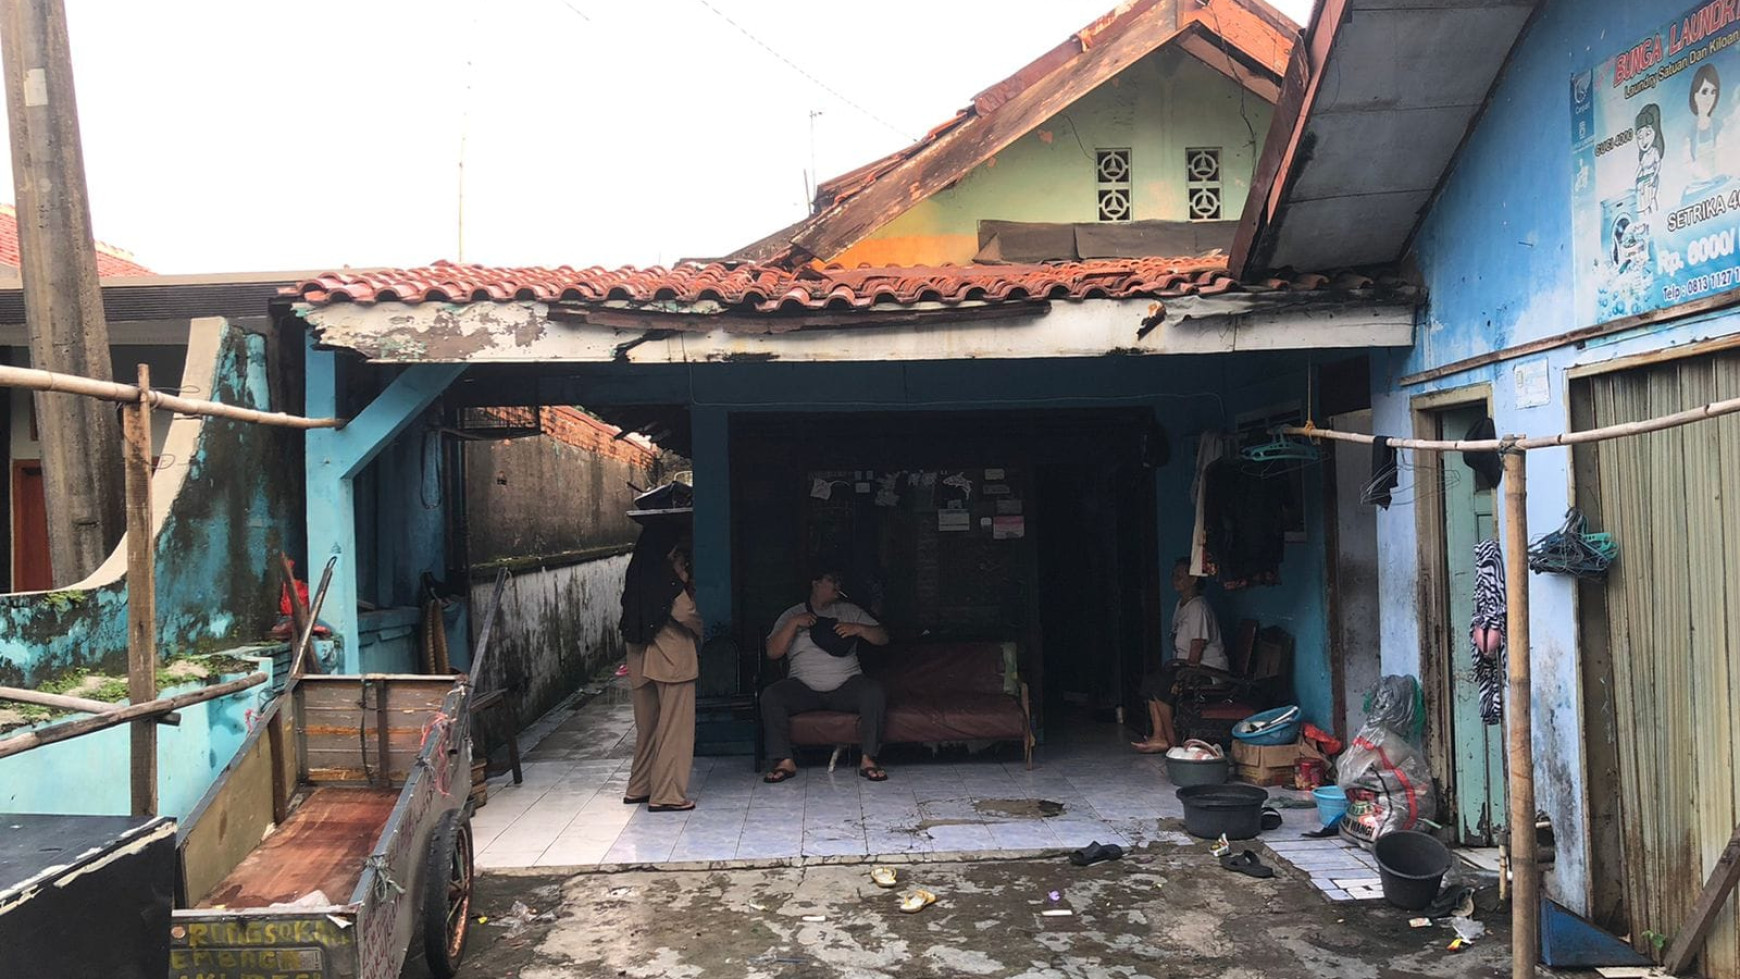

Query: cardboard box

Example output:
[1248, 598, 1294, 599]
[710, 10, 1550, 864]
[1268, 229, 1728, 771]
[1231, 739, 1325, 787]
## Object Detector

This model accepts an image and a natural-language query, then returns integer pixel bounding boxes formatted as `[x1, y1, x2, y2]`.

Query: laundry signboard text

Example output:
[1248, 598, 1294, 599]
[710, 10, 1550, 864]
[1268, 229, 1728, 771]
[1570, 0, 1740, 325]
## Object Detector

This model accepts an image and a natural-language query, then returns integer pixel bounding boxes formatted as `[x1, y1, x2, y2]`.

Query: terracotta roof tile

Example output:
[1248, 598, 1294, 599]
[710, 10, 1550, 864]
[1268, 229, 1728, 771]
[283, 257, 1289, 312]
[0, 203, 152, 278]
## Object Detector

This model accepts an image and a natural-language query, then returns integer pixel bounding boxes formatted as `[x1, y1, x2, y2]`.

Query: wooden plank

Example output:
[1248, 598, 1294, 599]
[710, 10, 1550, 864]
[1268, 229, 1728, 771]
[1679, 359, 1738, 979]
[193, 786, 399, 910]
[1398, 287, 1740, 388]
[1665, 823, 1740, 975]
[180, 724, 280, 906]
[124, 363, 156, 816]
[788, 1, 1183, 262]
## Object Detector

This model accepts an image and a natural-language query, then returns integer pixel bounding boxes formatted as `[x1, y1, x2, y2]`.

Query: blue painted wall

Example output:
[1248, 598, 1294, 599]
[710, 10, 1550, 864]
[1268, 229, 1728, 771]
[0, 325, 297, 688]
[677, 351, 1339, 730]
[0, 649, 280, 818]
[1370, 0, 1740, 913]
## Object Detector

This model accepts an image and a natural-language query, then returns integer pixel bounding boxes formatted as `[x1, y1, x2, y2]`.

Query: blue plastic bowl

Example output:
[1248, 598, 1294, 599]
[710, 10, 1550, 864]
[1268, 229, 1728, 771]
[1312, 785, 1348, 827]
[1232, 706, 1302, 746]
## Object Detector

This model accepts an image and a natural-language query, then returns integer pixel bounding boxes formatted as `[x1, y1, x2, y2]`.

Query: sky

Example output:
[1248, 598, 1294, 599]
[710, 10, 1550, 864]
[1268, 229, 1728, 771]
[11, 0, 1314, 275]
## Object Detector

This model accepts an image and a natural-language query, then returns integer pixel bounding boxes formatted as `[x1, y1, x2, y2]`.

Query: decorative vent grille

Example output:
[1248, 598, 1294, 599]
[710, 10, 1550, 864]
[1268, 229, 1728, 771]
[1186, 147, 1222, 221]
[1096, 148, 1132, 222]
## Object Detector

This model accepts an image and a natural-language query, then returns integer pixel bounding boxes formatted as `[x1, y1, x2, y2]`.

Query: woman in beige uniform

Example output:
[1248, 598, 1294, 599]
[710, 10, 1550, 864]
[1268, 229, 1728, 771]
[625, 542, 702, 811]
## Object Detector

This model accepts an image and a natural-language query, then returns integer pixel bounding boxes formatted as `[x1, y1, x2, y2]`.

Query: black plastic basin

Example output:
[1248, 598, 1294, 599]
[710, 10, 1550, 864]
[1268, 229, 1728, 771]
[1374, 830, 1452, 910]
[1176, 783, 1268, 840]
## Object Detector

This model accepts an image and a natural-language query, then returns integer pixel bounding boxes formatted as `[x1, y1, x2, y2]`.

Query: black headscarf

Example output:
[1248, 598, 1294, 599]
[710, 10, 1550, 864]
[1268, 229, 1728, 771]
[619, 520, 685, 645]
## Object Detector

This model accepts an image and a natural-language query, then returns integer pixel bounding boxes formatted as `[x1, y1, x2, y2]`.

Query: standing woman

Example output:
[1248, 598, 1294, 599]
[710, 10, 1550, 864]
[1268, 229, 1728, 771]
[621, 534, 702, 811]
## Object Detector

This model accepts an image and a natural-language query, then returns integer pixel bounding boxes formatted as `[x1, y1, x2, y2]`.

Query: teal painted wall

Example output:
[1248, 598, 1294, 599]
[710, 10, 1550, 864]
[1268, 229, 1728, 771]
[0, 325, 297, 688]
[0, 648, 280, 818]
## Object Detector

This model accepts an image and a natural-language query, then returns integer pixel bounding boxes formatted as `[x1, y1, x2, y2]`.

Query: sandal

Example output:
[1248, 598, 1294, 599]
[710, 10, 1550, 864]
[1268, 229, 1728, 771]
[622, 795, 650, 805]
[648, 800, 696, 812]
[1068, 841, 1124, 867]
[898, 888, 937, 913]
[858, 765, 888, 782]
[870, 867, 898, 888]
[1219, 850, 1275, 879]
[764, 765, 798, 783]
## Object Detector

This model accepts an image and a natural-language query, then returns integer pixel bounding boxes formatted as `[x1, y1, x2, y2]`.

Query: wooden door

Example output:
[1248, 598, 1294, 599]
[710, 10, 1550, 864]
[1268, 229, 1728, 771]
[1436, 403, 1505, 846]
[1574, 352, 1740, 977]
[12, 461, 52, 591]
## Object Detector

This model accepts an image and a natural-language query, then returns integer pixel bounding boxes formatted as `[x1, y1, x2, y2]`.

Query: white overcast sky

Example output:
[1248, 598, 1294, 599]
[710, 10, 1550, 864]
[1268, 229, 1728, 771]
[13, 0, 1312, 274]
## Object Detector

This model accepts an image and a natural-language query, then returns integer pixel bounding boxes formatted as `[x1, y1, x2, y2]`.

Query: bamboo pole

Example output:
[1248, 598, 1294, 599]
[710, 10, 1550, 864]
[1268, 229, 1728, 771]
[1502, 449, 1538, 979]
[1276, 386, 1740, 452]
[123, 363, 156, 816]
[0, 672, 267, 760]
[0, 685, 179, 725]
[0, 363, 344, 429]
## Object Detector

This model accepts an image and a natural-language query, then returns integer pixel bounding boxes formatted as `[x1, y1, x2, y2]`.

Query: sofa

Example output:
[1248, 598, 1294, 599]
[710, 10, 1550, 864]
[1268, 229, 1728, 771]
[766, 640, 1035, 768]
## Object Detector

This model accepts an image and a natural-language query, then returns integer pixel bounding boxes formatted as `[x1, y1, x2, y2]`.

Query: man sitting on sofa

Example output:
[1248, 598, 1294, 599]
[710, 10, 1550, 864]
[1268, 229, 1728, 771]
[762, 564, 892, 783]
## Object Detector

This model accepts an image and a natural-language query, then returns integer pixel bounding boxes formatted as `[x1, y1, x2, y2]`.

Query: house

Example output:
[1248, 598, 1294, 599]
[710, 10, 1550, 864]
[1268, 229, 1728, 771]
[283, 0, 1442, 763]
[1235, 0, 1740, 974]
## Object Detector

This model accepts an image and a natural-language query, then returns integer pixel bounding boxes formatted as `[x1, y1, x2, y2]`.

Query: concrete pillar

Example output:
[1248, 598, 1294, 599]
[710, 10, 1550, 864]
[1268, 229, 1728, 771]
[690, 407, 731, 636]
[304, 334, 465, 672]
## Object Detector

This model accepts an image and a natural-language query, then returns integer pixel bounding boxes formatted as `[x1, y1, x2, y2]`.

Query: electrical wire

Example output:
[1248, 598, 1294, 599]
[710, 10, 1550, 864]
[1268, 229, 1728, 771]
[692, 0, 911, 140]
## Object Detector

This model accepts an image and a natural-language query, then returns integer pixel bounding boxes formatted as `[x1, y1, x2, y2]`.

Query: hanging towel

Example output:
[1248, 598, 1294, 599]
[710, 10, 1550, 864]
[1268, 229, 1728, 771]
[1461, 417, 1503, 491]
[1470, 538, 1507, 725]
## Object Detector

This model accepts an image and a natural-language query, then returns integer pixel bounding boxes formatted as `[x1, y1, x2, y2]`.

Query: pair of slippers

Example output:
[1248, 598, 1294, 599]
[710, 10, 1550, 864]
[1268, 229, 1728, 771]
[1219, 850, 1275, 878]
[1068, 841, 1124, 866]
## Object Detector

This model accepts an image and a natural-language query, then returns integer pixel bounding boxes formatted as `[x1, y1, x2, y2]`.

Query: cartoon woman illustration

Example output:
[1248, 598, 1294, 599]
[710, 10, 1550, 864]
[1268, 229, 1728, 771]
[1687, 65, 1721, 185]
[1634, 103, 1665, 219]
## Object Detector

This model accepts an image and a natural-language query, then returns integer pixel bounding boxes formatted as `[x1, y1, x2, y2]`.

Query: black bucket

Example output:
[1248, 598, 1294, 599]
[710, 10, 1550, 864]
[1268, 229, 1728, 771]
[1373, 830, 1452, 910]
[1176, 783, 1268, 840]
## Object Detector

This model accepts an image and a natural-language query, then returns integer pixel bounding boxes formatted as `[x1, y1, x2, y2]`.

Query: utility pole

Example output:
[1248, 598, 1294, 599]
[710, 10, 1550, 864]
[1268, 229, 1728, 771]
[0, 0, 126, 582]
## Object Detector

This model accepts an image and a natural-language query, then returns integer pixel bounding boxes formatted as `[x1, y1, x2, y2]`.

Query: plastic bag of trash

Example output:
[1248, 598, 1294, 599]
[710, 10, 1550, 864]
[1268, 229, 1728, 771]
[1337, 676, 1438, 843]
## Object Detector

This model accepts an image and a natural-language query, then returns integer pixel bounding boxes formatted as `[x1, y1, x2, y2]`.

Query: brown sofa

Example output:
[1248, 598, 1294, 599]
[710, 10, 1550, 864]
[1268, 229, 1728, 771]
[772, 640, 1035, 768]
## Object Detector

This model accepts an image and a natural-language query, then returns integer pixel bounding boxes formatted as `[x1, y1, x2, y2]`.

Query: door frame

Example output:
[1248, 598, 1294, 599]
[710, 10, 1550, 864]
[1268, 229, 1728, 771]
[1409, 382, 1493, 833]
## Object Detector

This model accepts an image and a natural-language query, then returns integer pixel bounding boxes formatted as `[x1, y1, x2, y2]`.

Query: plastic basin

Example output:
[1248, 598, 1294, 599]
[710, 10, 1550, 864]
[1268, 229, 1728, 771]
[1232, 706, 1303, 746]
[1165, 755, 1230, 788]
[1176, 783, 1268, 840]
[1373, 830, 1452, 910]
[1312, 785, 1348, 828]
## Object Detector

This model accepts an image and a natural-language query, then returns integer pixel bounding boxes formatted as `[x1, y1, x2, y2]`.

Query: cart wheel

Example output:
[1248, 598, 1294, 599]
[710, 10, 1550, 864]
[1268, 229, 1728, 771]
[422, 808, 474, 979]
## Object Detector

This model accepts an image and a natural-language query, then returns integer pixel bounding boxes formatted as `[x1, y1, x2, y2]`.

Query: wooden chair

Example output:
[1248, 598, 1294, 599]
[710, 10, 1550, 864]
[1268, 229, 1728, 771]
[1176, 621, 1293, 747]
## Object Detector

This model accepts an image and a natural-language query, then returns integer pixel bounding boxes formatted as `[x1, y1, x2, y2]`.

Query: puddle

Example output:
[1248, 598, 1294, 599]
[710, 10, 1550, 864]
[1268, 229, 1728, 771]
[972, 798, 1065, 820]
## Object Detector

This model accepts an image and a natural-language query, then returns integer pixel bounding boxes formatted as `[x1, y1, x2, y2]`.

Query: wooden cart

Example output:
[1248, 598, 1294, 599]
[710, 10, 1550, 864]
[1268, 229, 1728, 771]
[168, 673, 475, 979]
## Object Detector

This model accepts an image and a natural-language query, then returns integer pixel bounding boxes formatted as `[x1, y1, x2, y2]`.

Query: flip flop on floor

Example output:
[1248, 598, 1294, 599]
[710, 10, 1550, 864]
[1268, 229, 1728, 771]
[1068, 841, 1124, 867]
[764, 766, 797, 783]
[858, 765, 888, 782]
[1219, 850, 1275, 878]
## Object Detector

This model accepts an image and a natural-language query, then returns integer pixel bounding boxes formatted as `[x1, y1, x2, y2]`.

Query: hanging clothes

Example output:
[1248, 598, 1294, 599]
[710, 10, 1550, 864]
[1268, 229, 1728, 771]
[1461, 417, 1503, 491]
[1202, 458, 1287, 589]
[1365, 436, 1399, 509]
[1189, 432, 1232, 577]
[1469, 538, 1507, 725]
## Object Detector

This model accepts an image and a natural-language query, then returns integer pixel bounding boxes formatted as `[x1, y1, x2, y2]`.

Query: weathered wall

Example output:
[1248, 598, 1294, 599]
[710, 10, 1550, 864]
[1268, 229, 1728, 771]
[463, 408, 653, 751]
[469, 553, 631, 755]
[0, 319, 297, 687]
[1371, 0, 1740, 914]
[464, 407, 654, 564]
[837, 48, 1274, 266]
[0, 648, 279, 818]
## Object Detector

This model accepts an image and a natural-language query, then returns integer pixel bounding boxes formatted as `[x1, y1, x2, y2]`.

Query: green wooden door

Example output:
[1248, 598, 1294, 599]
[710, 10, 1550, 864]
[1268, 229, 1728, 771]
[1438, 404, 1505, 845]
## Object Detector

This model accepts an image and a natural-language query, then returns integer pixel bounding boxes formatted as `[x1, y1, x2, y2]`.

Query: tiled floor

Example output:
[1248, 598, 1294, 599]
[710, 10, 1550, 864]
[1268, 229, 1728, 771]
[1267, 836, 1389, 902]
[471, 680, 1349, 883]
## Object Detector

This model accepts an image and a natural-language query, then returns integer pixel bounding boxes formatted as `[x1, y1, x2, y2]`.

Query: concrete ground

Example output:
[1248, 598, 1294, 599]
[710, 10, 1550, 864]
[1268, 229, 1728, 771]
[455, 845, 1513, 979]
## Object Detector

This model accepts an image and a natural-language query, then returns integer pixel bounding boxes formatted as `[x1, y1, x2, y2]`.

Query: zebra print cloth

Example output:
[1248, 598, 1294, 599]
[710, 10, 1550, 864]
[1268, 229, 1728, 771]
[1470, 538, 1507, 725]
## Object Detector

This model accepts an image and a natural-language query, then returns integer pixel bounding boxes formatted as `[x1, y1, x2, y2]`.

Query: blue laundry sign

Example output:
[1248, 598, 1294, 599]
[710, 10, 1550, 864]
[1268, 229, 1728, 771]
[1571, 1, 1740, 325]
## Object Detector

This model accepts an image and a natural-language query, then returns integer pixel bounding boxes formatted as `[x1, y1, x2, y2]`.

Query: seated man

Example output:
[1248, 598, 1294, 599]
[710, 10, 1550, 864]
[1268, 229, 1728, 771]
[761, 565, 891, 782]
[1132, 557, 1226, 753]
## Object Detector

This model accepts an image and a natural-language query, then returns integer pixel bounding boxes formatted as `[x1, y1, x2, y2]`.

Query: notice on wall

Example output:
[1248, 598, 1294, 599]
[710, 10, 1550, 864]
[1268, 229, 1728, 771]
[993, 516, 1025, 540]
[938, 509, 971, 532]
[1570, 2, 1740, 325]
[995, 498, 1024, 515]
[1514, 358, 1550, 408]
